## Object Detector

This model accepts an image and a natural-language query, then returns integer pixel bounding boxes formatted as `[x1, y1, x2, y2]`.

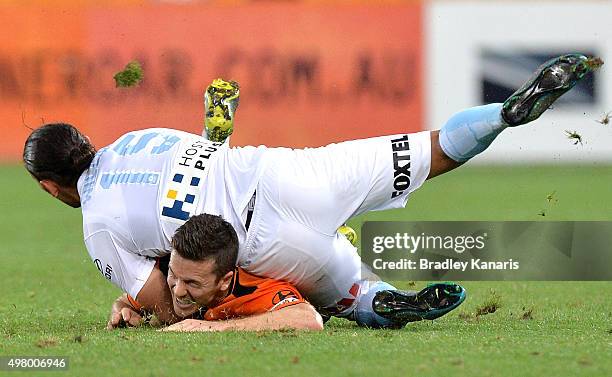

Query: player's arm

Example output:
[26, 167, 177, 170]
[107, 263, 180, 329]
[162, 302, 324, 332]
[133, 262, 180, 325]
[85, 230, 180, 329]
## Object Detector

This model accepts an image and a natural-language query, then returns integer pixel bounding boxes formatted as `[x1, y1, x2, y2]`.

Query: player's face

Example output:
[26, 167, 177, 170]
[37, 179, 81, 208]
[167, 251, 229, 318]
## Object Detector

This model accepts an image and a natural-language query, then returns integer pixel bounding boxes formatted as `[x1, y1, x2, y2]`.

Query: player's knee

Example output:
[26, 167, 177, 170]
[428, 130, 463, 179]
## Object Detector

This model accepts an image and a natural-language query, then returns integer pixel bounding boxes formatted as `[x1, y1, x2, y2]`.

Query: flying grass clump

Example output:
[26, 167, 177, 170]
[539, 190, 559, 217]
[565, 130, 583, 146]
[114, 61, 144, 88]
[596, 112, 610, 125]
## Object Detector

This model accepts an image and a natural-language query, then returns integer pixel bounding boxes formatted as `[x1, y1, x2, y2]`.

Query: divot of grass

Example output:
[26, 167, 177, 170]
[116, 333, 133, 341]
[450, 358, 464, 367]
[113, 60, 144, 88]
[475, 290, 502, 317]
[521, 307, 534, 320]
[457, 312, 475, 321]
[578, 357, 593, 366]
[36, 337, 58, 348]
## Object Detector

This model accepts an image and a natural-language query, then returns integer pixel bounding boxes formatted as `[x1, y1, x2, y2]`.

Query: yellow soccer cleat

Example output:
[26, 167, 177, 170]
[204, 78, 240, 142]
[338, 225, 358, 246]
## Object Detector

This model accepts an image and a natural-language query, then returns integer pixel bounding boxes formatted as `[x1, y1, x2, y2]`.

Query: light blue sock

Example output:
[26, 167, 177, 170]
[439, 103, 507, 162]
[352, 281, 398, 329]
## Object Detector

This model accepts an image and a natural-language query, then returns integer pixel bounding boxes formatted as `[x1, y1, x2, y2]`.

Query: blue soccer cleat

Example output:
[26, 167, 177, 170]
[502, 54, 603, 126]
[372, 282, 466, 323]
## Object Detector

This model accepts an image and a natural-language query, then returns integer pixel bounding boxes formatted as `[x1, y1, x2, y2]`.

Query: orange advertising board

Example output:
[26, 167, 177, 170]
[0, 3, 423, 161]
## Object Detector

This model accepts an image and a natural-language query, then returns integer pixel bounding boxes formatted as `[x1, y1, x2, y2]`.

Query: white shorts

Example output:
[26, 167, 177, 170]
[239, 131, 432, 309]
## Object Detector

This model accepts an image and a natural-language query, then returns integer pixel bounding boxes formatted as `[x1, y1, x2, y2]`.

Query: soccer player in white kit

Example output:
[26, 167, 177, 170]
[23, 54, 600, 328]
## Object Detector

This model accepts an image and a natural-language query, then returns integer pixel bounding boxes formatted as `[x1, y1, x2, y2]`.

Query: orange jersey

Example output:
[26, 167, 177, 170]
[203, 268, 304, 321]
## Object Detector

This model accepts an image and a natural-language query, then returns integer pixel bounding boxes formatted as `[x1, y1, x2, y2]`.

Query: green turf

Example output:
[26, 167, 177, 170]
[1, 164, 611, 377]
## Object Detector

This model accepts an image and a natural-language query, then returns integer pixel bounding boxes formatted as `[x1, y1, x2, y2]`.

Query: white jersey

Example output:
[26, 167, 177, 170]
[77, 127, 432, 310]
[77, 128, 267, 297]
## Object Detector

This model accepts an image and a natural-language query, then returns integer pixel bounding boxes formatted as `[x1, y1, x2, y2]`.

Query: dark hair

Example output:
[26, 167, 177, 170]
[23, 123, 96, 187]
[172, 214, 239, 279]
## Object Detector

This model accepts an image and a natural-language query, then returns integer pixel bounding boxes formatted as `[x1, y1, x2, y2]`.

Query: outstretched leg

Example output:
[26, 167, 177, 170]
[428, 54, 603, 179]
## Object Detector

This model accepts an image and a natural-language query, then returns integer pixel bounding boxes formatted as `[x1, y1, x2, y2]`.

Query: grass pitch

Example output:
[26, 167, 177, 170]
[1, 164, 611, 377]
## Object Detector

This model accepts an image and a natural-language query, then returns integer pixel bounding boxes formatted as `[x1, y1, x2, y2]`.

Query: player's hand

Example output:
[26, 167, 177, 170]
[160, 319, 222, 332]
[106, 296, 144, 330]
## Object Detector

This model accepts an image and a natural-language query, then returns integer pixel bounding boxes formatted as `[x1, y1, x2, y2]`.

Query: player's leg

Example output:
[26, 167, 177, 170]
[266, 54, 602, 228]
[429, 54, 603, 178]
